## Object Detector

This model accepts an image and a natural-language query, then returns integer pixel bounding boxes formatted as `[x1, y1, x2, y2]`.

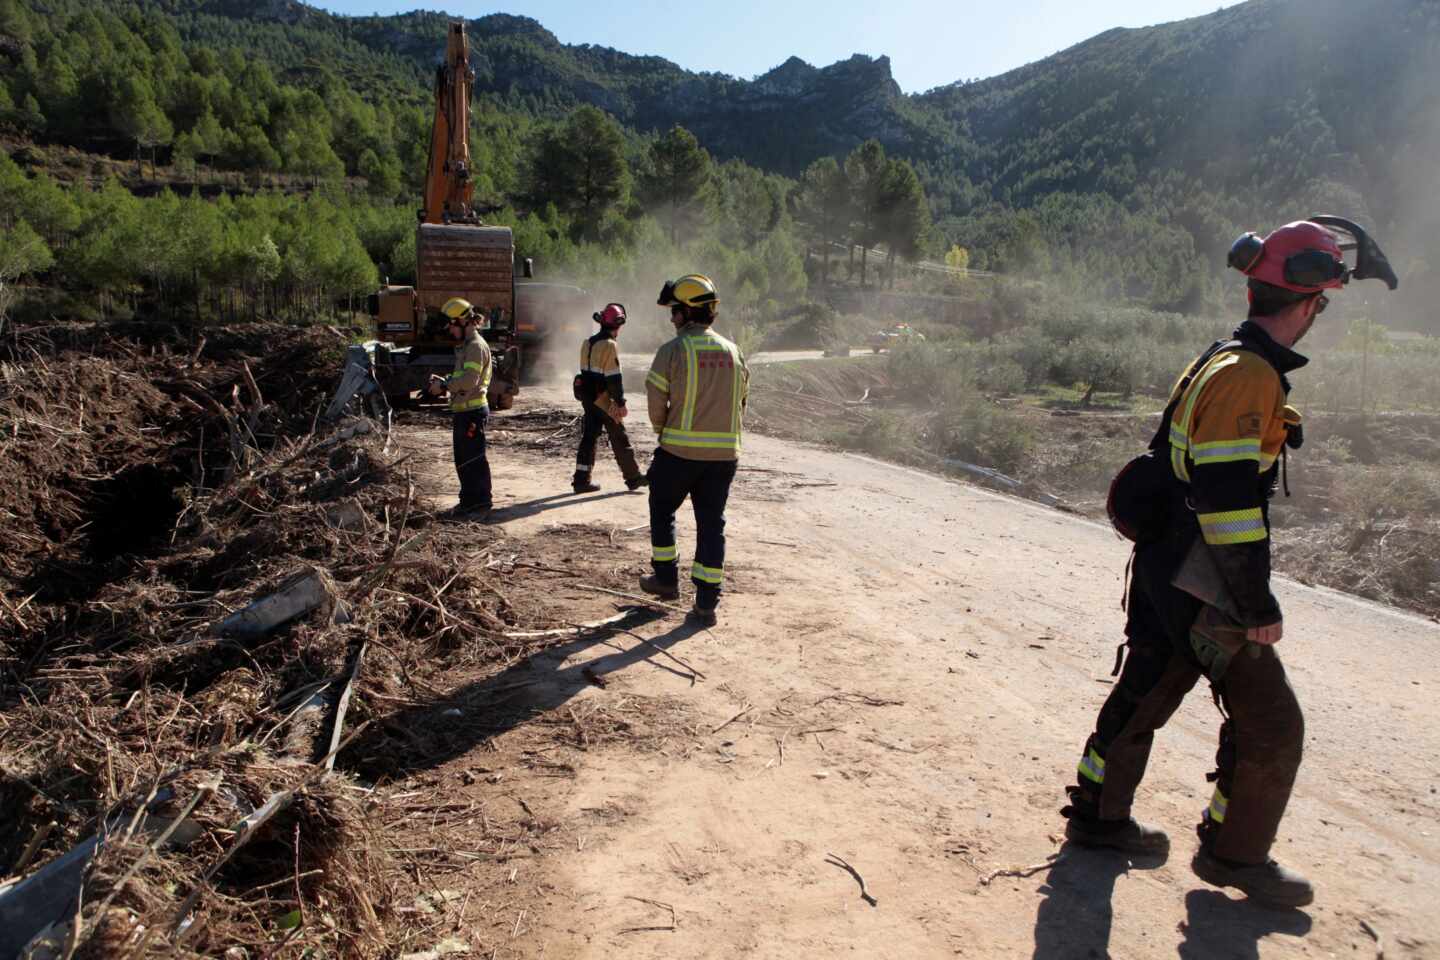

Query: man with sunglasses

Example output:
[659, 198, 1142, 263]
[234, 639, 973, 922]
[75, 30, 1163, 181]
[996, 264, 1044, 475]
[1061, 219, 1397, 908]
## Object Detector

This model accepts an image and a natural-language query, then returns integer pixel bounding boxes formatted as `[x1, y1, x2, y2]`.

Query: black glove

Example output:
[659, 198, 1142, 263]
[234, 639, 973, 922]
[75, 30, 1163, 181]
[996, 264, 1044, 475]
[1284, 423, 1304, 450]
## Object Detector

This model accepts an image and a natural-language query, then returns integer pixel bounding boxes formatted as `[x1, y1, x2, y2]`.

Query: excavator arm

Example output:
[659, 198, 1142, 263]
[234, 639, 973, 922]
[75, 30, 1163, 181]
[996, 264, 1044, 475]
[422, 21, 476, 225]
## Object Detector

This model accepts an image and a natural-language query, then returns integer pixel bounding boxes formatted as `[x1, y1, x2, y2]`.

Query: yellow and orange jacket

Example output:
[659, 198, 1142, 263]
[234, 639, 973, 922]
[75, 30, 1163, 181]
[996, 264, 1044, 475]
[645, 322, 749, 461]
[446, 327, 492, 413]
[1165, 321, 1306, 625]
[579, 332, 625, 407]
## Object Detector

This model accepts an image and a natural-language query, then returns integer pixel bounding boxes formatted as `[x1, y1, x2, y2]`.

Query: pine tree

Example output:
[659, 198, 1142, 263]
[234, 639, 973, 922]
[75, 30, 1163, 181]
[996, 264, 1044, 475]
[796, 156, 852, 285]
[111, 75, 173, 170]
[844, 140, 887, 287]
[19, 93, 45, 136]
[640, 125, 712, 245]
[877, 158, 930, 287]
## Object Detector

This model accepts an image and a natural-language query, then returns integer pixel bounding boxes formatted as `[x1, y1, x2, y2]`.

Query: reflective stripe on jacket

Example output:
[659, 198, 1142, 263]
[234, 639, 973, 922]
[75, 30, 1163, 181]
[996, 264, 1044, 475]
[1165, 321, 1306, 625]
[580, 333, 624, 406]
[646, 323, 749, 461]
[448, 329, 492, 413]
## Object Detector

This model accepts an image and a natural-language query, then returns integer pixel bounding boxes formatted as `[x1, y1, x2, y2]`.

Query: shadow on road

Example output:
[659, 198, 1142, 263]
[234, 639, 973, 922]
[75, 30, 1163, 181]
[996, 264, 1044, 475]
[1177, 888, 1311, 959]
[488, 488, 636, 523]
[1031, 844, 1130, 959]
[1031, 842, 1163, 959]
[339, 611, 706, 780]
[1030, 843, 1314, 959]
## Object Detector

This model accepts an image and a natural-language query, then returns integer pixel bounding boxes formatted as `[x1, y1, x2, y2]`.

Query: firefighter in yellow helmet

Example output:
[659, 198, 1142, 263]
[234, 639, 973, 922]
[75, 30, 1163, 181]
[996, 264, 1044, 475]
[639, 274, 749, 627]
[427, 297, 493, 516]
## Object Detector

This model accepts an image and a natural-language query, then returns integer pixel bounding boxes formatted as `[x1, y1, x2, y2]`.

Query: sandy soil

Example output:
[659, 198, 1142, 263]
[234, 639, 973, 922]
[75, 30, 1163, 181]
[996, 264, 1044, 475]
[400, 383, 1440, 960]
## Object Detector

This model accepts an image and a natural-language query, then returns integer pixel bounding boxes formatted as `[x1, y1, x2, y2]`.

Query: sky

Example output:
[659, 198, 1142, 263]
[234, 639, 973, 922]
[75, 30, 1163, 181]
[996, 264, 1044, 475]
[314, 0, 1234, 93]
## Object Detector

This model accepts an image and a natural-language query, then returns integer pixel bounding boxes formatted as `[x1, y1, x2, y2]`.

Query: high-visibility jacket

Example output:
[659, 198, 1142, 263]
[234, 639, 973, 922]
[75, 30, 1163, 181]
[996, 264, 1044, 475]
[579, 332, 625, 406]
[446, 328, 492, 413]
[645, 322, 749, 461]
[1165, 321, 1306, 626]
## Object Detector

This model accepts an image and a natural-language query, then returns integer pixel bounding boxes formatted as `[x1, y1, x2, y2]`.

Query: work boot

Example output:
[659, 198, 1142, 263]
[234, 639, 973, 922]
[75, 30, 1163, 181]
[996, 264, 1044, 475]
[625, 475, 649, 491]
[1063, 815, 1170, 858]
[687, 605, 717, 627]
[572, 479, 601, 494]
[638, 575, 679, 601]
[1191, 848, 1314, 907]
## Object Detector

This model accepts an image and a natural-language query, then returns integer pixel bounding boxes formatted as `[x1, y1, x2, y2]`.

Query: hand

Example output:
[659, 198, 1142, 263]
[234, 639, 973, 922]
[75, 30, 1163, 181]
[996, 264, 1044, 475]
[1284, 423, 1304, 450]
[614, 404, 628, 420]
[1246, 620, 1283, 645]
[426, 378, 446, 397]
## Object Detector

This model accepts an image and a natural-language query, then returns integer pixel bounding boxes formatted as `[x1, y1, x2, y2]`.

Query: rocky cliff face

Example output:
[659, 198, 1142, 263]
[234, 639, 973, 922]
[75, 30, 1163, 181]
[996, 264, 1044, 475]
[464, 16, 917, 174]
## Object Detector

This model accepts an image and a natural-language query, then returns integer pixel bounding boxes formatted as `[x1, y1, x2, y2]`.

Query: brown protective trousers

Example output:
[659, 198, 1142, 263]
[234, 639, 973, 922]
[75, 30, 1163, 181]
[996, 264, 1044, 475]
[574, 402, 641, 483]
[1078, 549, 1304, 865]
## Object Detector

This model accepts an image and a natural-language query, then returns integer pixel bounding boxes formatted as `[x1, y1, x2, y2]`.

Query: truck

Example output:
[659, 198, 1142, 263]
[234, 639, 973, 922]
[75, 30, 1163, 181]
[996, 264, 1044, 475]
[366, 20, 581, 409]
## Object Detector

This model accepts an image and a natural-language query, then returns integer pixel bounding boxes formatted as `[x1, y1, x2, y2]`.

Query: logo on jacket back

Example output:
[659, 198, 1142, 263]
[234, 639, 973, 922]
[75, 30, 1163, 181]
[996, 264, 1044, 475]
[1236, 413, 1264, 437]
[698, 355, 735, 370]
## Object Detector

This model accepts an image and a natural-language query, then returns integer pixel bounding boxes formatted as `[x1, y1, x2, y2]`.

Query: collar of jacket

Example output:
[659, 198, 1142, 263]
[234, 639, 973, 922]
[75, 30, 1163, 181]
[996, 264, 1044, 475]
[679, 322, 714, 337]
[1234, 320, 1308, 376]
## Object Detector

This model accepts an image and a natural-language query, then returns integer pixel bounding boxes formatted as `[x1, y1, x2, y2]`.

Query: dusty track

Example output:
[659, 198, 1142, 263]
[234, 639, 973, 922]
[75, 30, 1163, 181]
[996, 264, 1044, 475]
[404, 384, 1440, 960]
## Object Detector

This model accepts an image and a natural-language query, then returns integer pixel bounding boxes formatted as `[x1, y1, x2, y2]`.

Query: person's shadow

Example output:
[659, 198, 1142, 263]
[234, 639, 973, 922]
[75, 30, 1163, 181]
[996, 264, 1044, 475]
[485, 488, 634, 523]
[1031, 842, 1139, 959]
[1176, 889, 1311, 959]
[1031, 844, 1314, 960]
[338, 609, 705, 780]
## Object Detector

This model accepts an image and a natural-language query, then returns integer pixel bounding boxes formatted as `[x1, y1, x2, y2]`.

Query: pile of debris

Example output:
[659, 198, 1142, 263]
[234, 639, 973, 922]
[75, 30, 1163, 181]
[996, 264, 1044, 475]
[0, 321, 619, 957]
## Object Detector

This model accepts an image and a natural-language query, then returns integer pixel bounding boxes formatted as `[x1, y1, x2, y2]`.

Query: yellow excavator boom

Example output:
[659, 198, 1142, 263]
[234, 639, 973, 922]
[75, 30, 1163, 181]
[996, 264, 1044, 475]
[423, 21, 476, 225]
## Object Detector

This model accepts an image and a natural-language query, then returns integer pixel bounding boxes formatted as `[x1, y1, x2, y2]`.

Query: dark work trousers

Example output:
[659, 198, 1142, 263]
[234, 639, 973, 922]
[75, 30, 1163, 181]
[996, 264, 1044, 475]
[648, 448, 738, 610]
[452, 408, 492, 509]
[574, 403, 641, 483]
[1072, 539, 1304, 864]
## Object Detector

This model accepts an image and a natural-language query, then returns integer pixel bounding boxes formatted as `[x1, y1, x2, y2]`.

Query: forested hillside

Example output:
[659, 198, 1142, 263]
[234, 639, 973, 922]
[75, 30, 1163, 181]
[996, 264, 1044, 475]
[0, 0, 1436, 328]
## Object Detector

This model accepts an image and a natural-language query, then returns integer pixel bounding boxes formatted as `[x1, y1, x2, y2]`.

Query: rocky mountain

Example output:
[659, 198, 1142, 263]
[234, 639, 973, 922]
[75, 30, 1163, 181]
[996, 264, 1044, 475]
[68, 0, 1440, 273]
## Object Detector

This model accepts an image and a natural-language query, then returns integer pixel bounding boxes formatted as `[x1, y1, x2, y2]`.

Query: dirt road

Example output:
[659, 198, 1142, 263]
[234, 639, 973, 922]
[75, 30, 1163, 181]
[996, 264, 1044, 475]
[408, 387, 1440, 959]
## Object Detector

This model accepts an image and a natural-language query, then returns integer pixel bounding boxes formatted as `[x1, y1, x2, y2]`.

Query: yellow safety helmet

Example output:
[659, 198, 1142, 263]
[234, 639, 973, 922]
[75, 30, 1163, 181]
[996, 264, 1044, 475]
[441, 297, 475, 321]
[657, 274, 720, 315]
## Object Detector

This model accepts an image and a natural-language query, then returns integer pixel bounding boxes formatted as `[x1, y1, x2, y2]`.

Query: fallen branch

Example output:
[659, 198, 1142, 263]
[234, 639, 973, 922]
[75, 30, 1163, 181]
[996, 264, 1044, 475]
[814, 692, 904, 708]
[618, 896, 676, 934]
[978, 853, 1064, 886]
[325, 641, 367, 771]
[825, 853, 877, 907]
[503, 612, 632, 639]
[711, 704, 753, 735]
[571, 584, 689, 616]
[608, 627, 708, 681]
[11, 820, 57, 876]
[1360, 918, 1384, 959]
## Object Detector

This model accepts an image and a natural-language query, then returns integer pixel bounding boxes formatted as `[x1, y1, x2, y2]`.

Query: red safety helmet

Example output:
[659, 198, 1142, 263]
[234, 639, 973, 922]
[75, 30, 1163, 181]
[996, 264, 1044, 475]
[593, 302, 627, 328]
[1228, 220, 1347, 294]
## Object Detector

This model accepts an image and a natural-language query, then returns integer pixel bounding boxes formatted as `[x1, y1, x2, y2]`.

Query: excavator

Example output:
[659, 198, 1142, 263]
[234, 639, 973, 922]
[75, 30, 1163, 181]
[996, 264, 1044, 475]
[362, 20, 545, 411]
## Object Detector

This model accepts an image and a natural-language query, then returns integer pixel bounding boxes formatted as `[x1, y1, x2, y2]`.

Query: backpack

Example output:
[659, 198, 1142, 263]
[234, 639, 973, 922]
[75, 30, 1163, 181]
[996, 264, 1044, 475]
[1106, 338, 1242, 543]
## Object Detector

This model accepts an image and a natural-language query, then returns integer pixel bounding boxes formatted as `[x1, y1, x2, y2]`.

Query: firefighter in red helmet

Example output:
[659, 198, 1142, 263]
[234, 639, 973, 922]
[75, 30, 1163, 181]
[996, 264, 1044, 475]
[1061, 218, 1398, 908]
[572, 302, 646, 493]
